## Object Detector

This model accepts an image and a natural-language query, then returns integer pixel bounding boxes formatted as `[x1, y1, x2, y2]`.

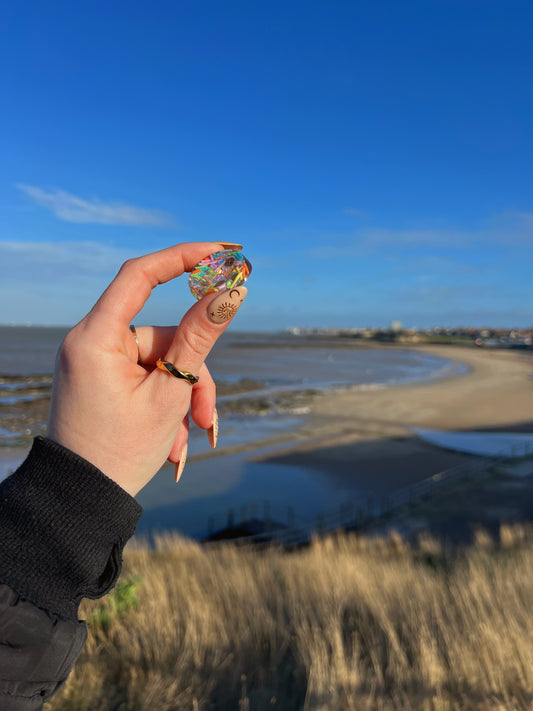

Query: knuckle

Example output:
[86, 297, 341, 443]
[118, 257, 139, 275]
[57, 333, 75, 365]
[179, 327, 212, 360]
[118, 258, 154, 289]
[56, 328, 85, 371]
[56, 322, 99, 373]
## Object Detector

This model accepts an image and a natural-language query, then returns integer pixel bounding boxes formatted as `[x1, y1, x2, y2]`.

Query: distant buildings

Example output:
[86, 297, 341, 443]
[285, 325, 533, 350]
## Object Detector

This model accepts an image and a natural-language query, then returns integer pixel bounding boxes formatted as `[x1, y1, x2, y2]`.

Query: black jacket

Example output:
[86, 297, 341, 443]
[0, 437, 142, 710]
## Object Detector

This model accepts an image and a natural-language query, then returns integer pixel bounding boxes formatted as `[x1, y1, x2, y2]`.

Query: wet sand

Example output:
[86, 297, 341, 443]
[307, 345, 533, 432]
[2, 346, 532, 492]
[249, 345, 533, 489]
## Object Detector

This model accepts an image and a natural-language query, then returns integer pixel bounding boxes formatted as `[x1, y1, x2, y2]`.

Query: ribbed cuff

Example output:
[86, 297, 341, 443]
[0, 437, 143, 620]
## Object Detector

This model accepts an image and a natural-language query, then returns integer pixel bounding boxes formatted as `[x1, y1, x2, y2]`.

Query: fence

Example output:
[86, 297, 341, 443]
[204, 453, 508, 549]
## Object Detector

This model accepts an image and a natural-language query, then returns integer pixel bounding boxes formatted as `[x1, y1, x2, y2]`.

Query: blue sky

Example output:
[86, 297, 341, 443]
[1, 0, 532, 330]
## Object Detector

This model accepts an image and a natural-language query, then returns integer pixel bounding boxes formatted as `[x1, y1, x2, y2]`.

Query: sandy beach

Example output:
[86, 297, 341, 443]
[241, 345, 533, 494]
[3, 345, 533, 524]
[132, 343, 533, 541]
[315, 345, 533, 431]
[298, 345, 533, 435]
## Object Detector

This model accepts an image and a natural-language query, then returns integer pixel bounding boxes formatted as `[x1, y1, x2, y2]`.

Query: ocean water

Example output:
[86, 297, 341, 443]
[0, 326, 464, 383]
[0, 326, 68, 375]
[0, 326, 466, 449]
[0, 326, 468, 537]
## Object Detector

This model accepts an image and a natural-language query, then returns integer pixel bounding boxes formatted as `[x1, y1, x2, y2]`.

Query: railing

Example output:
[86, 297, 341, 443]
[203, 453, 512, 549]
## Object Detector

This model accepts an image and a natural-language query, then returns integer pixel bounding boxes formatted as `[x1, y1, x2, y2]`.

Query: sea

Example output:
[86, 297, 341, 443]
[0, 325, 468, 539]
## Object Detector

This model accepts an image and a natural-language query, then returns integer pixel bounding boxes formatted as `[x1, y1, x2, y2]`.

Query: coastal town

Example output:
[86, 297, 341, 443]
[286, 324, 533, 349]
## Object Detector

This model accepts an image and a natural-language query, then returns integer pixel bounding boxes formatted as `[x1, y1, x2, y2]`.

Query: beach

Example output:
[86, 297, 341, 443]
[133, 344, 533, 539]
[312, 344, 533, 432]
[251, 344, 533, 474]
[181, 344, 533, 465]
[254, 345, 530, 529]
[2, 337, 532, 538]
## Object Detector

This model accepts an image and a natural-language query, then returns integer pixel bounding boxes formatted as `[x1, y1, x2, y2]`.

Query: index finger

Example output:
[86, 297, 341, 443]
[89, 242, 224, 333]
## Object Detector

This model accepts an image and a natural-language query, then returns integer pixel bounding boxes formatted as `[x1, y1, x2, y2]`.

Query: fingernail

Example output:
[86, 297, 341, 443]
[175, 443, 188, 483]
[208, 408, 219, 449]
[208, 286, 247, 324]
[217, 242, 244, 251]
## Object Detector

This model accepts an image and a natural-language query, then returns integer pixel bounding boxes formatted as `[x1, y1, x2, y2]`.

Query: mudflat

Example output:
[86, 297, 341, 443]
[253, 345, 533, 490]
[3, 345, 532, 494]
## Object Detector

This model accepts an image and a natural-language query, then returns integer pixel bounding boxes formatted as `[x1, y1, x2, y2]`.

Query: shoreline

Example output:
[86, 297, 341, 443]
[190, 344, 533, 462]
[246, 345, 533, 501]
[2, 345, 532, 486]
[134, 345, 533, 540]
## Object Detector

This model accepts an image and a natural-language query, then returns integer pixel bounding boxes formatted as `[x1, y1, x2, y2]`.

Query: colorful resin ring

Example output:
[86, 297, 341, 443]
[188, 249, 252, 301]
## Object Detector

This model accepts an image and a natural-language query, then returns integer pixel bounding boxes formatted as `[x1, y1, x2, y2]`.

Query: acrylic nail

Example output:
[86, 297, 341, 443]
[217, 242, 244, 251]
[208, 408, 219, 449]
[175, 443, 188, 483]
[208, 286, 247, 324]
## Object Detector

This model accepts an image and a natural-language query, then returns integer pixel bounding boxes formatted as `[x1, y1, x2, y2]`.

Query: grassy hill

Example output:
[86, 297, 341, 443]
[47, 526, 533, 711]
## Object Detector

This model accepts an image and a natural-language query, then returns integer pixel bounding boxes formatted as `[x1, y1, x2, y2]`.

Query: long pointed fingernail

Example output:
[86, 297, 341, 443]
[217, 242, 244, 250]
[208, 408, 219, 449]
[208, 287, 247, 324]
[175, 443, 188, 483]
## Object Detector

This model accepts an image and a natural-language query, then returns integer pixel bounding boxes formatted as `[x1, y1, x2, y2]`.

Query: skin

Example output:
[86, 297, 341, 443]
[47, 242, 247, 497]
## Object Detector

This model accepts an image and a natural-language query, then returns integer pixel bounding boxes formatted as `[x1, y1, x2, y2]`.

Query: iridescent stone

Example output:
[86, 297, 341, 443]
[188, 249, 252, 300]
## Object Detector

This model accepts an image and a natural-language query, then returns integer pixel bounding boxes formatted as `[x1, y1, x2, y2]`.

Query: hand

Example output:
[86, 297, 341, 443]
[46, 242, 247, 497]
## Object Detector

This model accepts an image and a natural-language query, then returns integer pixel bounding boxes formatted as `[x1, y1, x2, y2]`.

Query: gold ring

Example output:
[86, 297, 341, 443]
[156, 359, 199, 385]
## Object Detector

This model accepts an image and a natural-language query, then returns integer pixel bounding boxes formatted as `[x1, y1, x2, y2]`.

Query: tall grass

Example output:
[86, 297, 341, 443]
[47, 525, 533, 711]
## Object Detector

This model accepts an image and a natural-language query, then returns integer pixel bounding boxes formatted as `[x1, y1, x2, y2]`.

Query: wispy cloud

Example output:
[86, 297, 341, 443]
[360, 214, 532, 248]
[388, 255, 483, 279]
[304, 228, 474, 260]
[358, 227, 474, 249]
[306, 211, 533, 260]
[343, 207, 369, 219]
[0, 241, 134, 324]
[0, 240, 194, 325]
[488, 211, 533, 238]
[16, 184, 174, 226]
[0, 241, 132, 281]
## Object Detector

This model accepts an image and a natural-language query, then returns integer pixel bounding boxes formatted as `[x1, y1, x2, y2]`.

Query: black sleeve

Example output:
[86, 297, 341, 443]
[0, 437, 143, 710]
[0, 584, 87, 710]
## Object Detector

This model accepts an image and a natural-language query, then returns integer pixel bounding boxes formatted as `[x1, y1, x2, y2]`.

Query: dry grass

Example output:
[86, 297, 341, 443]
[46, 525, 533, 711]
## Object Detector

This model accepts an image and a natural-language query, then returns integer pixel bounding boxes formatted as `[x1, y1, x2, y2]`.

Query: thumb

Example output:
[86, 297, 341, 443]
[151, 286, 247, 389]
